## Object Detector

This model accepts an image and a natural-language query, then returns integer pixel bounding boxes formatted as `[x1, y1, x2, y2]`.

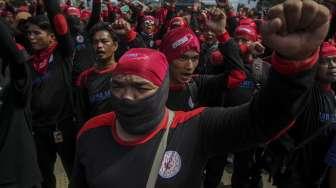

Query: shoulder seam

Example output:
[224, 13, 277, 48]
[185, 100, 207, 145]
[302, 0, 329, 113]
[77, 112, 115, 140]
[171, 107, 206, 128]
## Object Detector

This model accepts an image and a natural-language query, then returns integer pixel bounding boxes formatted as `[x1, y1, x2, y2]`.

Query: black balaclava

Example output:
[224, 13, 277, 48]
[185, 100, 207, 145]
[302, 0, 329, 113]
[110, 74, 169, 135]
[109, 48, 170, 135]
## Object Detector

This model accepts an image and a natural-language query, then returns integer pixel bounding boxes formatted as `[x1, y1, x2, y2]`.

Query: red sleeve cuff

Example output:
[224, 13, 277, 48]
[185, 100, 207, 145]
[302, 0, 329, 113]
[217, 31, 230, 43]
[239, 44, 249, 55]
[138, 11, 144, 17]
[227, 69, 247, 89]
[16, 43, 25, 51]
[271, 50, 319, 75]
[226, 11, 236, 18]
[107, 3, 113, 11]
[126, 30, 137, 42]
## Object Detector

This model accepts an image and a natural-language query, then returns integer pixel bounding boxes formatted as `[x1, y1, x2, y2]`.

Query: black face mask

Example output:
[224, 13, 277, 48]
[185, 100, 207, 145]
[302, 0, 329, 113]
[110, 74, 169, 135]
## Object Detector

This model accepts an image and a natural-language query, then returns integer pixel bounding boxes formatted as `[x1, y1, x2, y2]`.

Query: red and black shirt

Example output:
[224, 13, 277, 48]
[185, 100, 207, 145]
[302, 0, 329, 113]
[72, 51, 319, 188]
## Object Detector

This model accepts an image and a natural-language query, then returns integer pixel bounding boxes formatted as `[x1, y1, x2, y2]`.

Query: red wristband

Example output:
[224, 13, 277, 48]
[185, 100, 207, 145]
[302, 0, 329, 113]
[216, 31, 230, 43]
[271, 50, 319, 75]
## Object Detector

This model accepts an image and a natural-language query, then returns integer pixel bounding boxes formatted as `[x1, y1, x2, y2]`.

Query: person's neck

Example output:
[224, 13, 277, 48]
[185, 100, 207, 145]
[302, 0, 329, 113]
[318, 81, 332, 92]
[170, 79, 186, 86]
[115, 119, 145, 141]
[34, 42, 56, 54]
[96, 57, 116, 70]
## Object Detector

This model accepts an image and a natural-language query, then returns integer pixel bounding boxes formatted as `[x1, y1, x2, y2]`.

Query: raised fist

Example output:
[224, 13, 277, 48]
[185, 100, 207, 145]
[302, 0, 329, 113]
[261, 0, 330, 60]
[205, 7, 227, 35]
[164, 0, 177, 8]
[248, 42, 265, 56]
[111, 18, 131, 35]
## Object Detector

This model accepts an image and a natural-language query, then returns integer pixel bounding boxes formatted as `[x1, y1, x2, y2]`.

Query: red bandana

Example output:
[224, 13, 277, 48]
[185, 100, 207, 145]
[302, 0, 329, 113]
[113, 48, 168, 86]
[31, 43, 58, 75]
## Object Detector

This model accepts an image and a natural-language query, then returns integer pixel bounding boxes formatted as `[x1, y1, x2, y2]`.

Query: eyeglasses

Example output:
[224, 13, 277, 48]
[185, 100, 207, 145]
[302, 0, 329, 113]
[144, 20, 155, 26]
[179, 54, 199, 63]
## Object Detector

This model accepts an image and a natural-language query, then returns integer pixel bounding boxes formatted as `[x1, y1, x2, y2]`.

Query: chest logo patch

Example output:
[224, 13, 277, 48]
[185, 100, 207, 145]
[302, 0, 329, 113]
[76, 35, 84, 43]
[159, 151, 182, 179]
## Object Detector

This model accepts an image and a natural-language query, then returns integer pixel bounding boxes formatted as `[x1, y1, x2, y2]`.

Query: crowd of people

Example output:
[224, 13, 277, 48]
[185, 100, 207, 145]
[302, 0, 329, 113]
[0, 0, 335, 187]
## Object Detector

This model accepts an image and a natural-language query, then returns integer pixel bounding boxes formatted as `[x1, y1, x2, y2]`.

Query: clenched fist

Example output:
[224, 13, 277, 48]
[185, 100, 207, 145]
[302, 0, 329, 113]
[111, 18, 132, 36]
[205, 7, 227, 35]
[261, 0, 330, 60]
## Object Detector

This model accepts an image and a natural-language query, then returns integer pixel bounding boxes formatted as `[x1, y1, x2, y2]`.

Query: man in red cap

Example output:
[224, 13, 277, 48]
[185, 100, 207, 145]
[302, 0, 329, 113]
[250, 41, 336, 188]
[159, 22, 248, 110]
[159, 8, 263, 188]
[70, 1, 330, 187]
[229, 22, 270, 188]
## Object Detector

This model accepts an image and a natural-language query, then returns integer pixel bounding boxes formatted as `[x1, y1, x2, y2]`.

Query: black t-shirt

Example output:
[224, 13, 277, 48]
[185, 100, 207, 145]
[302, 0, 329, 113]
[72, 32, 95, 82]
[30, 49, 74, 127]
[76, 64, 116, 121]
[268, 85, 336, 185]
[0, 63, 42, 187]
[72, 64, 317, 188]
[167, 74, 228, 111]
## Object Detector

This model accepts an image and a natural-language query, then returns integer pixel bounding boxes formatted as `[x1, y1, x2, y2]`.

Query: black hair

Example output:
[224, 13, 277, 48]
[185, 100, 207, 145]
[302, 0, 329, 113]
[89, 22, 119, 43]
[25, 15, 53, 33]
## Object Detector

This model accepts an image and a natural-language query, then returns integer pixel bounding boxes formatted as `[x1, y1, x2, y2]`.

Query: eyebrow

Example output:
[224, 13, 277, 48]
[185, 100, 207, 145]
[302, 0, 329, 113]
[182, 54, 199, 58]
[133, 81, 153, 86]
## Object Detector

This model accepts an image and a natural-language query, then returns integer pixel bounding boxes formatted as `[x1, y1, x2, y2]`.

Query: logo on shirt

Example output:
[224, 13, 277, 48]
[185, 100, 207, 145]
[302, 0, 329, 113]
[159, 151, 182, 179]
[240, 80, 255, 89]
[76, 35, 85, 43]
[320, 112, 336, 123]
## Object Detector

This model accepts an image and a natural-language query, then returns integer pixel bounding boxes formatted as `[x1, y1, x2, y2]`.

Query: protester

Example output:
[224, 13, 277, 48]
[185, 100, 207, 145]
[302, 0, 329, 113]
[0, 18, 42, 188]
[26, 0, 77, 187]
[75, 22, 119, 122]
[0, 0, 334, 187]
[72, 1, 330, 187]
[251, 42, 336, 188]
[326, 136, 336, 188]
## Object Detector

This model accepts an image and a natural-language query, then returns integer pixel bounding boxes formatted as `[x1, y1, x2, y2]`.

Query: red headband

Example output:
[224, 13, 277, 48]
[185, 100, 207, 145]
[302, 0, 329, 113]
[18, 6, 29, 13]
[81, 10, 91, 21]
[321, 42, 336, 57]
[144, 15, 155, 22]
[160, 27, 200, 63]
[169, 17, 188, 30]
[239, 18, 257, 29]
[113, 48, 168, 86]
[235, 25, 258, 42]
[66, 7, 81, 17]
